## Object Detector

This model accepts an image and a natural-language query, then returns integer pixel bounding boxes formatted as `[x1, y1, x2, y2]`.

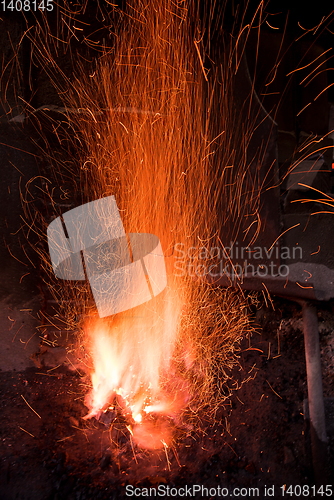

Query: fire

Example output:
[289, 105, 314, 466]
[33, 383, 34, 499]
[82, 279, 190, 448]
[19, 0, 260, 454]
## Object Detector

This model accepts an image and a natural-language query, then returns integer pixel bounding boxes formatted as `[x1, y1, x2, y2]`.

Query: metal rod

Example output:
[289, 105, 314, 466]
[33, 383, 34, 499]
[302, 301, 329, 484]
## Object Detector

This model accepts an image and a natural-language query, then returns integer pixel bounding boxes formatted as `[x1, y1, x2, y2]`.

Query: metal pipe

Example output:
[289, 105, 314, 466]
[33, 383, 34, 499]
[302, 301, 329, 484]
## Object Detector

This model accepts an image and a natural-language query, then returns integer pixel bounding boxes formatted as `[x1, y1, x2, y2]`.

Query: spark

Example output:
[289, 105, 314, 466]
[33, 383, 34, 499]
[296, 102, 311, 117]
[266, 224, 301, 253]
[295, 282, 314, 290]
[311, 246, 321, 255]
[19, 273, 30, 283]
[265, 21, 279, 30]
[314, 82, 334, 101]
[23, 330, 38, 348]
[172, 445, 181, 468]
[262, 282, 274, 310]
[0, 141, 38, 160]
[277, 328, 280, 356]
[129, 432, 138, 464]
[286, 48, 332, 77]
[243, 348, 264, 353]
[21, 395, 41, 419]
[57, 435, 75, 442]
[223, 440, 238, 458]
[4, 243, 28, 267]
[162, 440, 171, 471]
[19, 427, 35, 438]
[12, 324, 24, 343]
[304, 270, 313, 282]
[266, 380, 282, 399]
[193, 39, 208, 82]
[47, 365, 62, 372]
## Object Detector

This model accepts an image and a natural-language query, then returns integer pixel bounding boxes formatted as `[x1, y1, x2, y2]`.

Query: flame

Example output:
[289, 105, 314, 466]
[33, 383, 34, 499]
[83, 279, 189, 447]
[19, 0, 261, 452]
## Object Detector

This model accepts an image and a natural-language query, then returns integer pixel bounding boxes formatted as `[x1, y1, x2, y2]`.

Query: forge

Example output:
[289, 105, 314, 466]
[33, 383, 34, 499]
[1, 2, 334, 499]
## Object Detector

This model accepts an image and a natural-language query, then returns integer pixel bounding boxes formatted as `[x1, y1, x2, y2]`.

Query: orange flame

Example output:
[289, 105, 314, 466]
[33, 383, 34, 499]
[83, 279, 190, 447]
